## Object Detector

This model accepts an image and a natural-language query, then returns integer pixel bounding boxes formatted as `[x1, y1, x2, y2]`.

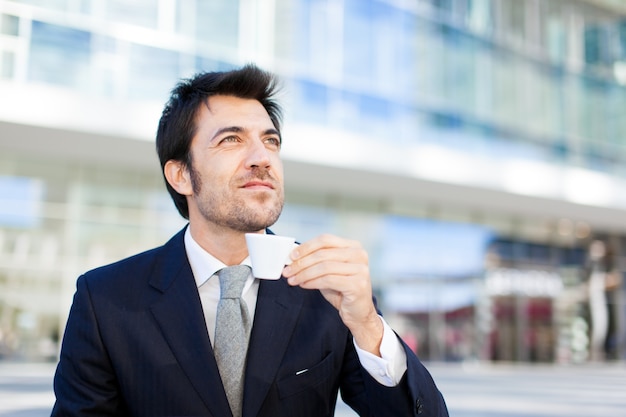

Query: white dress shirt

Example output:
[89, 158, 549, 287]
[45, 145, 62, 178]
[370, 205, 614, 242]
[184, 228, 407, 386]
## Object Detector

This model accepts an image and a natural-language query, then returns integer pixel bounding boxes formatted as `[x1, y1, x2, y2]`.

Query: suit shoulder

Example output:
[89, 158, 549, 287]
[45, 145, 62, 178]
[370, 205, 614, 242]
[85, 246, 163, 277]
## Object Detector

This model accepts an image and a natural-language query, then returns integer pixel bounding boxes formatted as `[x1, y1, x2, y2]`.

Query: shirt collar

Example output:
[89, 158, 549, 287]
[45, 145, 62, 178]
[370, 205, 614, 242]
[184, 227, 252, 288]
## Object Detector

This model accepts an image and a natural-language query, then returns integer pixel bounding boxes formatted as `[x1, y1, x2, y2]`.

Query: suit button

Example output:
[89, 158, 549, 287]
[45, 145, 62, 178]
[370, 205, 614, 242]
[415, 398, 424, 414]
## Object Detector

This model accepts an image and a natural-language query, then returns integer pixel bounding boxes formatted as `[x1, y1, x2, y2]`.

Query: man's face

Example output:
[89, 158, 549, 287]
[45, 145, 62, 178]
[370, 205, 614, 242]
[186, 95, 284, 233]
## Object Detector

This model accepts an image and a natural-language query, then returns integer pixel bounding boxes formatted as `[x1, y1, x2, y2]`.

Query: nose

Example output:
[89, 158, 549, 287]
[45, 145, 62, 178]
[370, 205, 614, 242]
[246, 138, 272, 169]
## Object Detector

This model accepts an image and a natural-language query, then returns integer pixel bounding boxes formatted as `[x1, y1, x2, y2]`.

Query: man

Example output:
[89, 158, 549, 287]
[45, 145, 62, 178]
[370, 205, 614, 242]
[51, 64, 448, 417]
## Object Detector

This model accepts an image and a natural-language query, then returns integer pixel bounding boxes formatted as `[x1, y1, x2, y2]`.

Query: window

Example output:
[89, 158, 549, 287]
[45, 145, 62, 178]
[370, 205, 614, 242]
[1, 51, 15, 79]
[128, 44, 179, 100]
[105, 0, 159, 29]
[0, 176, 44, 228]
[1, 14, 19, 36]
[28, 21, 91, 88]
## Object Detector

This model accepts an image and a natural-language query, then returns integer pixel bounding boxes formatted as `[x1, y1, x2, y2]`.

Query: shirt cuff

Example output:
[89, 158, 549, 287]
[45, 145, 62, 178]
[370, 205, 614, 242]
[353, 316, 408, 387]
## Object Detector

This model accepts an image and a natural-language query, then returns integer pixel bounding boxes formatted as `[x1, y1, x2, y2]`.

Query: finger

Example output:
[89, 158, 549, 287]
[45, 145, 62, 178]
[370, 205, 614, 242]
[285, 246, 367, 277]
[287, 260, 367, 287]
[291, 234, 360, 261]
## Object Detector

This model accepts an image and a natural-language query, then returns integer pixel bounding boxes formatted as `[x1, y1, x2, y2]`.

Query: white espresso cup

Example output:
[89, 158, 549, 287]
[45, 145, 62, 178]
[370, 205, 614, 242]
[245, 233, 296, 279]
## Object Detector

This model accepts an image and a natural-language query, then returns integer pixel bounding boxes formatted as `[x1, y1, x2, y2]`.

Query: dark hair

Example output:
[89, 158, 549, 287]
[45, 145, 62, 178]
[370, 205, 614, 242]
[156, 64, 283, 219]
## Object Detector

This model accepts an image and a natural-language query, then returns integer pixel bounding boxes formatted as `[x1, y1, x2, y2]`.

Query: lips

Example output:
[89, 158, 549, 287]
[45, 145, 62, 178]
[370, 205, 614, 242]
[242, 180, 274, 190]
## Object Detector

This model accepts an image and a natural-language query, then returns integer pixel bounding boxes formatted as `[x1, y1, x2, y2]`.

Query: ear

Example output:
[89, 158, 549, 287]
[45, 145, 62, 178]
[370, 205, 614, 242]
[164, 160, 193, 196]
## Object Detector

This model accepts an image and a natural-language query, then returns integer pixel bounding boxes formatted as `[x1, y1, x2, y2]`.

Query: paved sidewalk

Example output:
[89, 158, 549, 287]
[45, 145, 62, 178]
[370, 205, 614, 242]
[0, 362, 56, 417]
[1, 361, 625, 416]
[430, 361, 626, 417]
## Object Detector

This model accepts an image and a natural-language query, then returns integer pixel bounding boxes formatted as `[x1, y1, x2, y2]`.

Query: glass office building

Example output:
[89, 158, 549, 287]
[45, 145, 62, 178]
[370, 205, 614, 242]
[1, 0, 625, 362]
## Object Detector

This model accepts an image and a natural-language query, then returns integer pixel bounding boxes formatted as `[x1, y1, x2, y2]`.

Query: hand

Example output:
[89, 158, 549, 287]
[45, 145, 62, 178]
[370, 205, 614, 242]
[282, 234, 383, 355]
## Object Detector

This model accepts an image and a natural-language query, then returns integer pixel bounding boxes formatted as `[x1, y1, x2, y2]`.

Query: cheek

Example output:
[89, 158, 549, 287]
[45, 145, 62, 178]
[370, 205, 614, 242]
[272, 158, 284, 180]
[210, 159, 240, 184]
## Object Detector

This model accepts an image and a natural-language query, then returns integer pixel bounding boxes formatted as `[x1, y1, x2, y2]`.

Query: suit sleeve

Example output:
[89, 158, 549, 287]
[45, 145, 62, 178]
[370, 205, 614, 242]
[339, 300, 449, 417]
[51, 276, 128, 416]
[343, 335, 448, 417]
[401, 339, 449, 417]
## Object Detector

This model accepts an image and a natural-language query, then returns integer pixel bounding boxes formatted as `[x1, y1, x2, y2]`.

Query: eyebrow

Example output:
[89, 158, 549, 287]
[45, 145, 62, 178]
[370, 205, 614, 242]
[211, 126, 282, 142]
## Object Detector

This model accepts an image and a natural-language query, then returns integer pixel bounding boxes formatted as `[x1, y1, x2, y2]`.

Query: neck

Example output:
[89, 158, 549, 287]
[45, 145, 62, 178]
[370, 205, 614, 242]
[188, 221, 263, 266]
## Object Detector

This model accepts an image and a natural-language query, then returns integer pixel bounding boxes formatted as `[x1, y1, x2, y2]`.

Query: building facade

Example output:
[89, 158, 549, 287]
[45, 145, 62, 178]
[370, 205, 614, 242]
[1, 0, 625, 362]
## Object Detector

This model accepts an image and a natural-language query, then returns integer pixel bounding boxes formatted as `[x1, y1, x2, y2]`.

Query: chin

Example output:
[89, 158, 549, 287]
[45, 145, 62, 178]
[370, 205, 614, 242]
[236, 211, 281, 232]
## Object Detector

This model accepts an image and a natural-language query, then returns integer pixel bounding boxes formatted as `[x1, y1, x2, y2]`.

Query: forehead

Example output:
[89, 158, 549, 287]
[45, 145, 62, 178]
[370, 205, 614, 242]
[199, 95, 273, 126]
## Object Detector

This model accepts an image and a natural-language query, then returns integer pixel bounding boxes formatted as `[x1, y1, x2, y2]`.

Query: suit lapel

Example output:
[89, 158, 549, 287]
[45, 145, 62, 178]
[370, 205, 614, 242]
[148, 229, 231, 417]
[243, 277, 303, 416]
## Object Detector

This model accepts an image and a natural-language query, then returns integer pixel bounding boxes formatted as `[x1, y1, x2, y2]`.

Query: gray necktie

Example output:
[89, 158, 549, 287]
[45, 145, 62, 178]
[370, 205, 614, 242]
[214, 265, 251, 417]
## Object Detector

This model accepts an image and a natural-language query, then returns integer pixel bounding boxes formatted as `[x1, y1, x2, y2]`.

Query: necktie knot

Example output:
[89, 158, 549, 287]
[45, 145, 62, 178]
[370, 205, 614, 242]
[218, 265, 250, 299]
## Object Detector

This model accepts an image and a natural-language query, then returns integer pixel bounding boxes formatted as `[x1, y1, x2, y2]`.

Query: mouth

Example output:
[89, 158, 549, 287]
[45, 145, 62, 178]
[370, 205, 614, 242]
[242, 180, 275, 190]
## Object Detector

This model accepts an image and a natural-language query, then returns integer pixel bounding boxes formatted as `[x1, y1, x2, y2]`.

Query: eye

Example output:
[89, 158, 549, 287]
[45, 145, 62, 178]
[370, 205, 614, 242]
[264, 136, 281, 149]
[219, 135, 240, 144]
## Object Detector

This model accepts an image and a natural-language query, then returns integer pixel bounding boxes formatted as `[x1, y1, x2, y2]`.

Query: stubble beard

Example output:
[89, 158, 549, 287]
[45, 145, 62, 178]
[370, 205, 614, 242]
[190, 165, 284, 233]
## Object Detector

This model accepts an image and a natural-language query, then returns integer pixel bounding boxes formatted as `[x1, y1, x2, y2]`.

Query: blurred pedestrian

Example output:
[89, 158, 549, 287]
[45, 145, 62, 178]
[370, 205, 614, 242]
[587, 239, 621, 361]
